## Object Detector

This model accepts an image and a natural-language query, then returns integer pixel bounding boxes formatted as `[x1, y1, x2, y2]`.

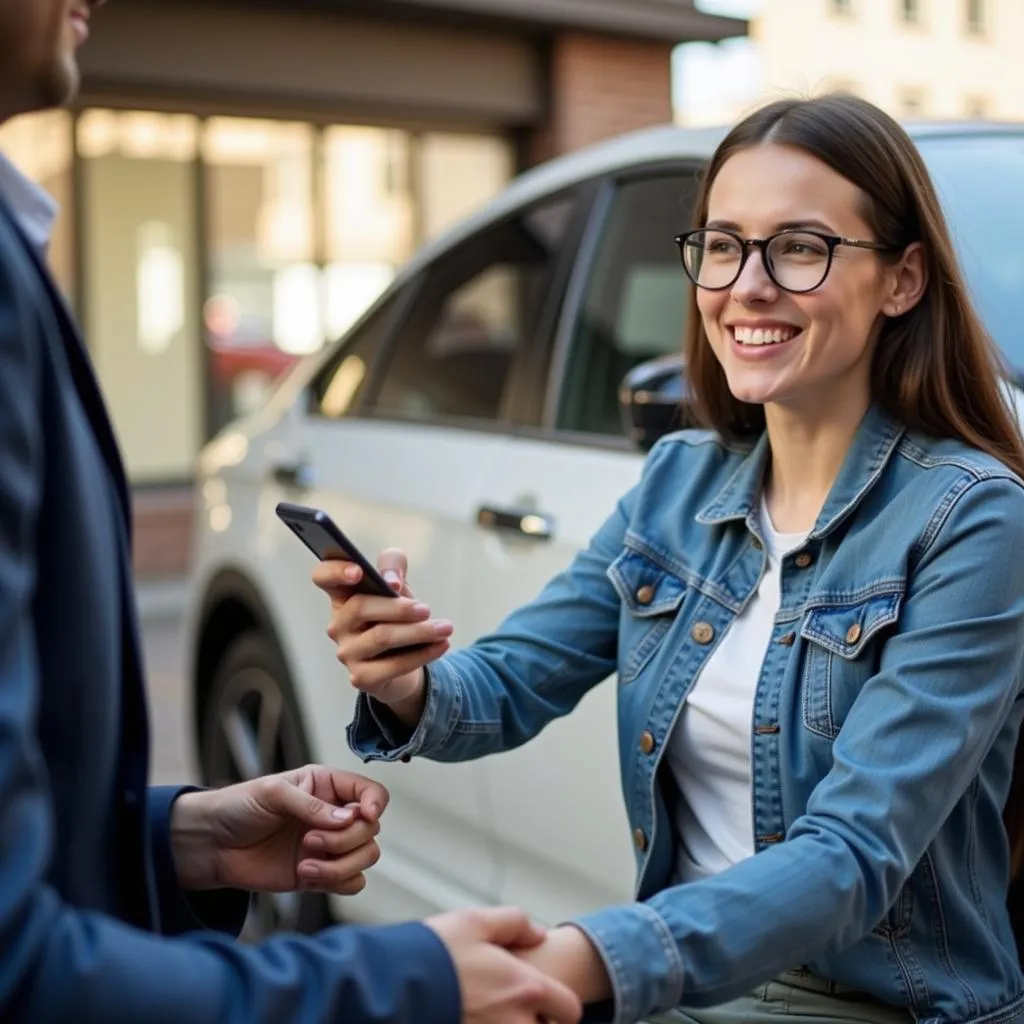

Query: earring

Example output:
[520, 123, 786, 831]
[892, 304, 901, 316]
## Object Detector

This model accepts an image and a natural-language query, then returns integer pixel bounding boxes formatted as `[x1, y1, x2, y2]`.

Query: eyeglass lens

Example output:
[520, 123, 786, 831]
[681, 230, 833, 292]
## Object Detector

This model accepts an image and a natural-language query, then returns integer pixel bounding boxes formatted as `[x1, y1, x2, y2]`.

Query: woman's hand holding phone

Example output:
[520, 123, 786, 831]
[312, 548, 453, 728]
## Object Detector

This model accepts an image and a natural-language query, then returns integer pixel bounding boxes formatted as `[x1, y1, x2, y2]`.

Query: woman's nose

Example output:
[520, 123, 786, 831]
[731, 246, 778, 304]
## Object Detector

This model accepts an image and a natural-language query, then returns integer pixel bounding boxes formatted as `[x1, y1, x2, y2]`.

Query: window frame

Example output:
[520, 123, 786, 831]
[304, 279, 420, 420]
[899, 86, 927, 117]
[518, 160, 706, 450]
[305, 160, 710, 449]
[966, 0, 988, 36]
[320, 185, 594, 435]
[964, 95, 990, 119]
[899, 0, 922, 25]
[501, 180, 601, 428]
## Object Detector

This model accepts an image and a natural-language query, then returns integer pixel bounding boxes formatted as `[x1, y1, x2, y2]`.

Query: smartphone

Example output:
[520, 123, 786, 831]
[277, 502, 432, 659]
[275, 501, 397, 598]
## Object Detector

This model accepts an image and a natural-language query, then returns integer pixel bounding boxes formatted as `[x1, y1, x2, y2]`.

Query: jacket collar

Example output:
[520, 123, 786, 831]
[0, 151, 58, 254]
[0, 196, 131, 530]
[696, 404, 906, 539]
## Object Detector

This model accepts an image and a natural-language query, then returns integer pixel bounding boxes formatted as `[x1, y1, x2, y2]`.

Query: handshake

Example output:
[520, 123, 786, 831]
[425, 906, 600, 1024]
[169, 764, 607, 1024]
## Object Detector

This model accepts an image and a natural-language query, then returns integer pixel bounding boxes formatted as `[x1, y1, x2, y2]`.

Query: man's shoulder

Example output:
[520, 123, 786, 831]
[0, 193, 26, 248]
[0, 196, 43, 293]
[0, 198, 62, 358]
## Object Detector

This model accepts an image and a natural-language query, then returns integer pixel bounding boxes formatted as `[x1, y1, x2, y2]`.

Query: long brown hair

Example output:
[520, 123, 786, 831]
[683, 94, 1024, 890]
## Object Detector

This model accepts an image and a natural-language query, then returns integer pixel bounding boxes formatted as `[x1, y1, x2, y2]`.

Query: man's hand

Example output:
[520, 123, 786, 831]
[515, 925, 612, 1006]
[170, 765, 389, 894]
[426, 907, 583, 1024]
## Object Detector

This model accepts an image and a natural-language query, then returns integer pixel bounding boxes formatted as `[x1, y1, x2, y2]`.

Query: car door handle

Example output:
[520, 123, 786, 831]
[271, 461, 314, 489]
[476, 505, 555, 541]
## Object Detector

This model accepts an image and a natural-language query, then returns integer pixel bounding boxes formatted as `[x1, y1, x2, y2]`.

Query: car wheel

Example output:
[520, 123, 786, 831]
[198, 629, 332, 940]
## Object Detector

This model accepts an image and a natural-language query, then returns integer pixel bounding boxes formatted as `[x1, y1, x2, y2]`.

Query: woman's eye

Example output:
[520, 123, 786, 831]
[780, 240, 827, 258]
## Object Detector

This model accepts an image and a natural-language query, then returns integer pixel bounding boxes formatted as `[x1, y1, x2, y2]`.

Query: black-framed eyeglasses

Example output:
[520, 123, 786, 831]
[674, 228, 900, 294]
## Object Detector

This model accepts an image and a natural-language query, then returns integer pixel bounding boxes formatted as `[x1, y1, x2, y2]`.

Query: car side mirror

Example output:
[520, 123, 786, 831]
[618, 354, 693, 452]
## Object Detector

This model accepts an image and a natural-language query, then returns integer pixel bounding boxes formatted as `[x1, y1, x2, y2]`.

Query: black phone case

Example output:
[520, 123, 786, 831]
[275, 502, 395, 598]
[275, 501, 432, 657]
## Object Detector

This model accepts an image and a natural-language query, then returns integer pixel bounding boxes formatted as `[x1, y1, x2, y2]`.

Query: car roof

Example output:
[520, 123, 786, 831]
[397, 118, 1024, 283]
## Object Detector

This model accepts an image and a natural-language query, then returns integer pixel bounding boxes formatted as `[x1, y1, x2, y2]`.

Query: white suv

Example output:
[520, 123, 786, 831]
[183, 121, 1024, 939]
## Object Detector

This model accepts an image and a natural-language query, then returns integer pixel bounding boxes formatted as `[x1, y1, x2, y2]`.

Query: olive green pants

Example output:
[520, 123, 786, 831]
[646, 969, 913, 1024]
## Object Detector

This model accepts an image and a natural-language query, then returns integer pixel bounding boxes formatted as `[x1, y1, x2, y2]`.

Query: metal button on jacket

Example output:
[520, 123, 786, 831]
[691, 622, 714, 645]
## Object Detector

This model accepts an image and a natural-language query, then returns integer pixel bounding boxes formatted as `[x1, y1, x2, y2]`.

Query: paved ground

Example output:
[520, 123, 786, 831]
[138, 580, 197, 787]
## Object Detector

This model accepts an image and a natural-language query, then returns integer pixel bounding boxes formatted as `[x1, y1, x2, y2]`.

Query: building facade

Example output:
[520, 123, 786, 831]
[760, 0, 1024, 119]
[0, 0, 744, 575]
[677, 0, 1024, 125]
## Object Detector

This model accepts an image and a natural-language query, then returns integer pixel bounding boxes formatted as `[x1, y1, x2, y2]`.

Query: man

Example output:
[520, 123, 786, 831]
[0, 2, 583, 1022]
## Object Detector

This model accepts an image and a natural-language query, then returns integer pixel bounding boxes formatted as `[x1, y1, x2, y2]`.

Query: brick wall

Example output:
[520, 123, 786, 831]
[531, 31, 674, 163]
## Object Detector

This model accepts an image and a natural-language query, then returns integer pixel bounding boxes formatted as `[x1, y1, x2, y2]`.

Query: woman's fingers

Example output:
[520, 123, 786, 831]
[325, 595, 432, 641]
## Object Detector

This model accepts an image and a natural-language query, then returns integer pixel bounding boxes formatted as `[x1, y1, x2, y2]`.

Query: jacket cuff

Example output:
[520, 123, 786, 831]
[148, 785, 251, 936]
[347, 661, 463, 763]
[357, 920, 462, 1024]
[571, 904, 685, 1024]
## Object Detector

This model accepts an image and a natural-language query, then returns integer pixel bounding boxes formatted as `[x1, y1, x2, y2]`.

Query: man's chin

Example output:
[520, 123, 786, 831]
[34, 57, 80, 111]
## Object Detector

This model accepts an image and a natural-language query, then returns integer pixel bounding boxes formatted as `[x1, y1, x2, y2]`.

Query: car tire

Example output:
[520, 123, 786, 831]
[197, 629, 333, 940]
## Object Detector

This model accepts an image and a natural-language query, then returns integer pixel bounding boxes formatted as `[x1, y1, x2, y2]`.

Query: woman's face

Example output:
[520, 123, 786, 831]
[696, 143, 902, 418]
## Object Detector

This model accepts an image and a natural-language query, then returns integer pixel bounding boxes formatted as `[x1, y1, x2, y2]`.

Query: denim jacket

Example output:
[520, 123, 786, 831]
[349, 406, 1024, 1024]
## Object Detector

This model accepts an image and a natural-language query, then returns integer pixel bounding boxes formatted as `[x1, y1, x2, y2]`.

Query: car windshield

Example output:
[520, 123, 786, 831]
[916, 132, 1024, 376]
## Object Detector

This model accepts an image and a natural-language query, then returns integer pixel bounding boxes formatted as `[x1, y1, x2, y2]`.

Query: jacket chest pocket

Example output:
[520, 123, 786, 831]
[608, 548, 687, 684]
[799, 582, 905, 739]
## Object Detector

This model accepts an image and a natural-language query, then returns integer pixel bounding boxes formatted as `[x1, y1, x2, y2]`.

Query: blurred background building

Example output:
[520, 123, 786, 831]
[0, 0, 745, 577]
[676, 0, 1024, 125]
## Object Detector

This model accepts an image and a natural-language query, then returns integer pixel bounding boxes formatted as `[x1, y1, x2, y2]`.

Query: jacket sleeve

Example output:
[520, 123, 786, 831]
[570, 474, 1024, 1024]
[347, 467, 638, 765]
[0, 250, 461, 1024]
[147, 785, 252, 937]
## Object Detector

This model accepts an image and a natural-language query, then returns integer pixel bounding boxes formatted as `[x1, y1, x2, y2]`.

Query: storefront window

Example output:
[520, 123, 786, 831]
[0, 110, 76, 304]
[203, 118, 317, 423]
[5, 106, 517, 478]
[78, 109, 202, 483]
[417, 132, 515, 244]
[322, 125, 414, 340]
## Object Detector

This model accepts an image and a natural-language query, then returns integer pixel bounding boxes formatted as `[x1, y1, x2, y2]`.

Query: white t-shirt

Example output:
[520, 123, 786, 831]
[667, 498, 809, 883]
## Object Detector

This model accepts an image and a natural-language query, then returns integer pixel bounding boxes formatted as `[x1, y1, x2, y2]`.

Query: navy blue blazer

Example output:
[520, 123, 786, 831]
[0, 198, 460, 1022]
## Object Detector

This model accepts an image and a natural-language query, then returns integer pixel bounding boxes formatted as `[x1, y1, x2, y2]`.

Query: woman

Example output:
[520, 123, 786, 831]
[314, 93, 1024, 1024]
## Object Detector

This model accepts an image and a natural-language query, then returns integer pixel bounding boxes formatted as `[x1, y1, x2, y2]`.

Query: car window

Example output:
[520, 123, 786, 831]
[372, 195, 578, 424]
[307, 293, 401, 418]
[916, 133, 1024, 375]
[556, 171, 700, 437]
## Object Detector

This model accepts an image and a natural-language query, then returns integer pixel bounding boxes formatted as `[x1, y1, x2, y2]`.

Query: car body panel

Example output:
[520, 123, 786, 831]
[185, 119, 1024, 930]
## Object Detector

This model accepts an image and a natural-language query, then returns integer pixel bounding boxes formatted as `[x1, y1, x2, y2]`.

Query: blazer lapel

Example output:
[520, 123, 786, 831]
[0, 200, 132, 533]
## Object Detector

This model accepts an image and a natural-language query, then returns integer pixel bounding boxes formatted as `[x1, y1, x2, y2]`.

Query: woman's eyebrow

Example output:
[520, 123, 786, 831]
[703, 217, 839, 233]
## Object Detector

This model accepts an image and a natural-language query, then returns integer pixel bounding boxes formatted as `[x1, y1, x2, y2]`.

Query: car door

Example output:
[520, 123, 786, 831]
[272, 194, 588, 918]
[462, 169, 703, 924]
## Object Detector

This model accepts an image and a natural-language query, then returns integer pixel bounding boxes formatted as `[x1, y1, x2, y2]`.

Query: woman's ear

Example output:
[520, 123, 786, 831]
[883, 241, 927, 318]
